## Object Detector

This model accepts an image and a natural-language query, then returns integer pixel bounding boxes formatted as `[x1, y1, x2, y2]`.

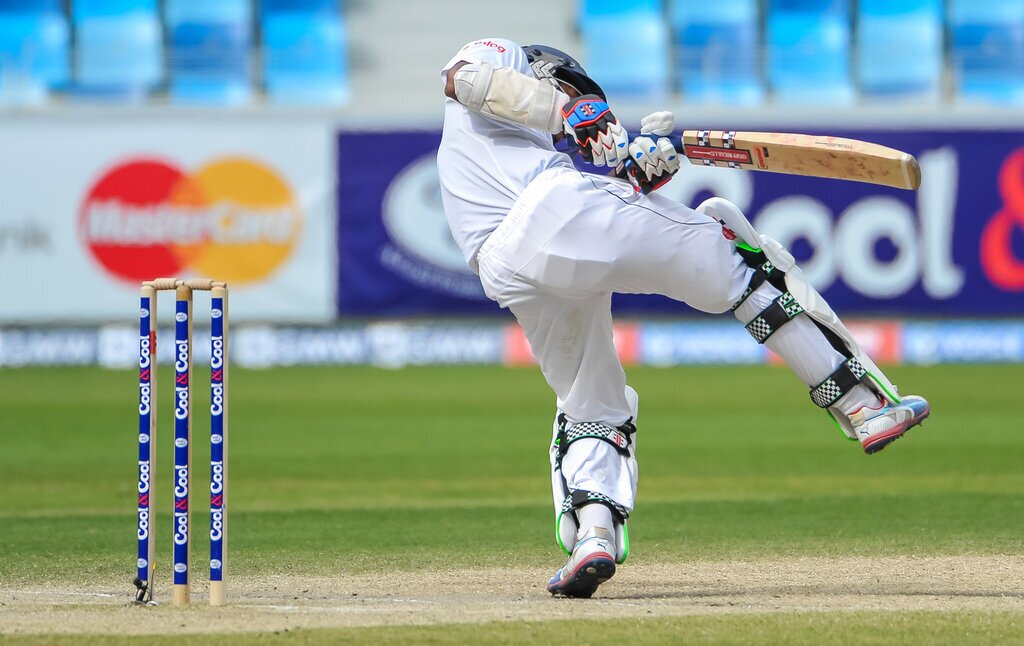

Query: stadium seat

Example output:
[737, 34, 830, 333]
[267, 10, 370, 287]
[262, 10, 349, 105]
[72, 0, 162, 102]
[950, 0, 1024, 105]
[670, 0, 763, 105]
[857, 0, 942, 100]
[0, 0, 60, 10]
[581, 0, 660, 19]
[167, 0, 252, 105]
[767, 0, 853, 104]
[580, 1, 669, 101]
[263, 0, 341, 13]
[0, 2, 68, 104]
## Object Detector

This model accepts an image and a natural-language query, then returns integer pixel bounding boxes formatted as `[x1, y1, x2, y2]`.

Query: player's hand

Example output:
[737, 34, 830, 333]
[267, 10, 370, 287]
[639, 110, 675, 137]
[618, 135, 680, 194]
[561, 94, 629, 167]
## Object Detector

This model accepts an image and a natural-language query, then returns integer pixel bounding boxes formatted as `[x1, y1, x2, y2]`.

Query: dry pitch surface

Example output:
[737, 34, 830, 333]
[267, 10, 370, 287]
[3, 556, 1022, 636]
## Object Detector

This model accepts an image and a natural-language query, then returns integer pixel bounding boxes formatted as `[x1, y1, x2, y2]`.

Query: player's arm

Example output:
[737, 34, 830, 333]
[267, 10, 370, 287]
[443, 60, 570, 133]
[442, 50, 629, 167]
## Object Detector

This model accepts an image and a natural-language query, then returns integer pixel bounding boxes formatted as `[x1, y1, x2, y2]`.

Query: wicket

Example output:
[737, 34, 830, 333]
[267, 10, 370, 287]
[134, 278, 229, 607]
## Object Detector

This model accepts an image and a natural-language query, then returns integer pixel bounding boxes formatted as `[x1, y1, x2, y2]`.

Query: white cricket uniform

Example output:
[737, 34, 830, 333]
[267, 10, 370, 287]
[438, 38, 854, 520]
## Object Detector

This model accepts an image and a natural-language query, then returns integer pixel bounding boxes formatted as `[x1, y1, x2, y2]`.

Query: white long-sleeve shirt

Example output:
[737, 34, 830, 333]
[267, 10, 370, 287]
[437, 37, 574, 273]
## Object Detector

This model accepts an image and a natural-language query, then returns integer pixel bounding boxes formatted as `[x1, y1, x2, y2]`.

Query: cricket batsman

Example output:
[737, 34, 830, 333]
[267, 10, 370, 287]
[437, 38, 930, 598]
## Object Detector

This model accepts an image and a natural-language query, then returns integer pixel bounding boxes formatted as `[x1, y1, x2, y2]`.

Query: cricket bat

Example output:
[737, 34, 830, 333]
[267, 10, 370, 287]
[674, 130, 921, 190]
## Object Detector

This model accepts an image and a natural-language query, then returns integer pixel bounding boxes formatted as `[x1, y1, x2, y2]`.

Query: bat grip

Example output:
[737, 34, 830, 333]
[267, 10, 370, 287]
[667, 133, 684, 154]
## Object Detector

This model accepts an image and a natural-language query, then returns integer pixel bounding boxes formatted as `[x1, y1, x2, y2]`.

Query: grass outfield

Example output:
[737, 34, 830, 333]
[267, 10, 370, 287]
[1, 364, 1022, 643]
[2, 612, 1023, 645]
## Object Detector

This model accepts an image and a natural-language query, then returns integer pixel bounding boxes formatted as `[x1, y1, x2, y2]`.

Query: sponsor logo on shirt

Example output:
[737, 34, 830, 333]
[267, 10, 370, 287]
[468, 39, 506, 53]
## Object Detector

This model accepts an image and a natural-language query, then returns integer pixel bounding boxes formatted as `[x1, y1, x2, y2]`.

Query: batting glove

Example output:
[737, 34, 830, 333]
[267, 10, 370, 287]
[639, 110, 675, 137]
[561, 94, 629, 167]
[618, 135, 680, 194]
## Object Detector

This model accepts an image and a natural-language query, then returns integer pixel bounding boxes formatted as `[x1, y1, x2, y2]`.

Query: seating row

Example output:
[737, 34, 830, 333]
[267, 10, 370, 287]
[581, 0, 1024, 105]
[0, 0, 348, 105]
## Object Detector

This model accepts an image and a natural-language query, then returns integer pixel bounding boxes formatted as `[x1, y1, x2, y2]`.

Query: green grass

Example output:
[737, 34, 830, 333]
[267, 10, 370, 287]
[1, 364, 1023, 641]
[3, 612, 1024, 645]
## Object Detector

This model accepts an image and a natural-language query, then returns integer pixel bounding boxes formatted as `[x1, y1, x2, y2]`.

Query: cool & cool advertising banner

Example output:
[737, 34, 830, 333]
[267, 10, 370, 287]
[0, 116, 336, 322]
[337, 129, 1024, 317]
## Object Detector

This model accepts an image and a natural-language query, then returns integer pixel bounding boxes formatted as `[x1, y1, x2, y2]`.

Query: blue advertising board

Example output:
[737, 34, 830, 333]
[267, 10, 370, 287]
[336, 131, 500, 316]
[337, 129, 1024, 316]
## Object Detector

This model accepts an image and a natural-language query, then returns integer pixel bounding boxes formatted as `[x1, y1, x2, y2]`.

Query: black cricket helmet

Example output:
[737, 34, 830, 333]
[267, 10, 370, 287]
[522, 44, 605, 100]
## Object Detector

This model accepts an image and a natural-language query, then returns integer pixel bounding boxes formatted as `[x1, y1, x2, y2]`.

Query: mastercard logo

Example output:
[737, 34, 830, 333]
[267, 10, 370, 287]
[79, 157, 302, 284]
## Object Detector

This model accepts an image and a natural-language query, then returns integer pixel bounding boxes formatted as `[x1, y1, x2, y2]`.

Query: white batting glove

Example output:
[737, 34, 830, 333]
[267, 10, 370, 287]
[639, 111, 675, 137]
[562, 94, 630, 167]
[623, 135, 680, 193]
[590, 121, 630, 167]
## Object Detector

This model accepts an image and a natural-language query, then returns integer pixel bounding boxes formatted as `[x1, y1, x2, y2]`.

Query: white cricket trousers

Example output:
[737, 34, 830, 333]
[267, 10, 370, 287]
[474, 167, 754, 517]
[475, 166, 861, 521]
[477, 167, 752, 419]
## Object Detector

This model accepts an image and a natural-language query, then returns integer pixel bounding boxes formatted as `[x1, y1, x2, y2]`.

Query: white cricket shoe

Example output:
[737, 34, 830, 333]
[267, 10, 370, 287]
[851, 395, 930, 454]
[546, 526, 616, 598]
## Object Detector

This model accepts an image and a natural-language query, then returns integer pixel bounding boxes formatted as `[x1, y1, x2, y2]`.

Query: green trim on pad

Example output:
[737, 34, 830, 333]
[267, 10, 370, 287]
[555, 512, 571, 556]
[867, 372, 901, 404]
[617, 522, 630, 564]
[826, 409, 857, 441]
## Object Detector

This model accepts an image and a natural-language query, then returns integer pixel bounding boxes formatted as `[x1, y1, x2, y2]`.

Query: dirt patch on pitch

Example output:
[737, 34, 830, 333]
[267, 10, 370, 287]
[2, 555, 1023, 635]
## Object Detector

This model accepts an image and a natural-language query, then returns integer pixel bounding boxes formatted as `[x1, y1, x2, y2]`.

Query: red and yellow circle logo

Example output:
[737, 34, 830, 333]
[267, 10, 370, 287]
[80, 157, 302, 284]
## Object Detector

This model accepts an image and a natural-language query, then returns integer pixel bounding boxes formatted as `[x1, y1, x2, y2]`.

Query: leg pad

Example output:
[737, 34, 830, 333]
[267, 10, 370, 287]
[744, 291, 805, 343]
[810, 357, 868, 409]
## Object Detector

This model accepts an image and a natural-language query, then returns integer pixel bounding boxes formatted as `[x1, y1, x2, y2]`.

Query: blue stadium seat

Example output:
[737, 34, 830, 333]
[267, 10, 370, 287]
[0, 3, 68, 104]
[74, 0, 155, 14]
[772, 0, 836, 9]
[263, 0, 340, 13]
[262, 11, 349, 105]
[670, 0, 763, 105]
[580, 1, 669, 101]
[581, 0, 660, 18]
[167, 0, 252, 23]
[72, 0, 162, 102]
[950, 0, 1024, 105]
[167, 0, 252, 105]
[857, 0, 943, 100]
[0, 0, 60, 10]
[767, 0, 853, 104]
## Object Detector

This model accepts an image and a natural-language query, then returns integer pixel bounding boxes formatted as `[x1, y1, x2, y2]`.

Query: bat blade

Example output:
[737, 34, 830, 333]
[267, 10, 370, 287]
[679, 130, 921, 190]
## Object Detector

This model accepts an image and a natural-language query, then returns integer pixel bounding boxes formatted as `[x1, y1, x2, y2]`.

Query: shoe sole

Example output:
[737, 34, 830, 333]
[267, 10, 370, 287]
[547, 553, 616, 599]
[862, 405, 930, 455]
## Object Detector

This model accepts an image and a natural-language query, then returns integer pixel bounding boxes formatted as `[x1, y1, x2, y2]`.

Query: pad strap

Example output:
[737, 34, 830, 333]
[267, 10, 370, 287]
[731, 259, 775, 311]
[553, 415, 634, 469]
[561, 489, 630, 523]
[745, 291, 805, 343]
[731, 245, 788, 311]
[563, 420, 633, 454]
[810, 357, 868, 408]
